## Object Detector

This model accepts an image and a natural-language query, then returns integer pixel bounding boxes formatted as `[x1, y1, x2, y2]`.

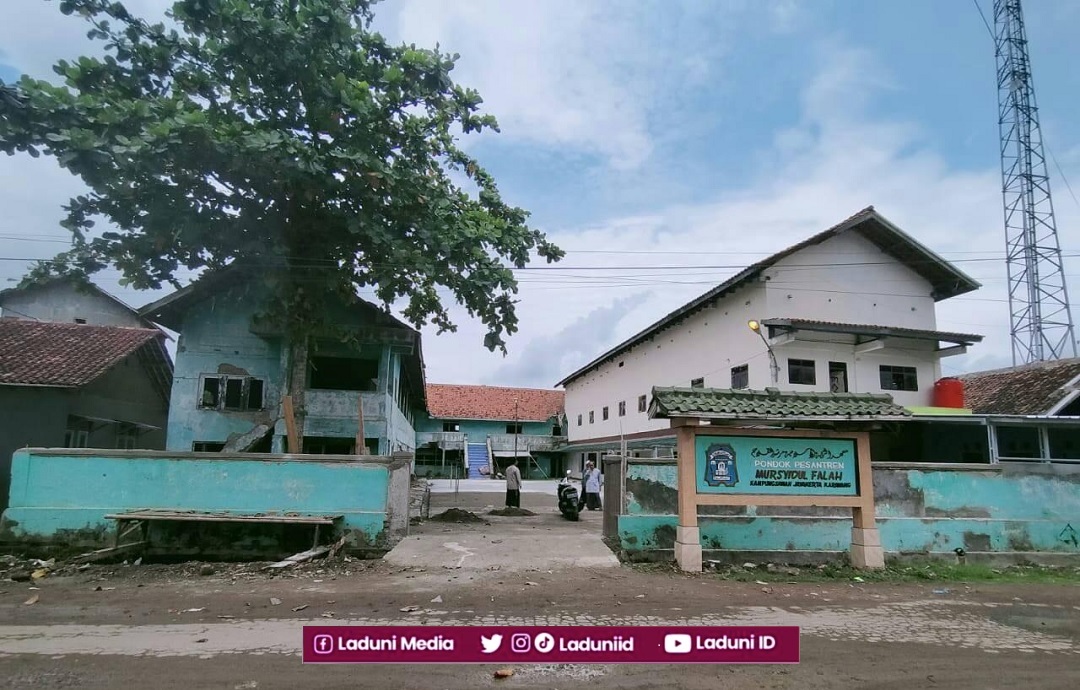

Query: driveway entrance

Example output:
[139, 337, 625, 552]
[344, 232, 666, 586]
[385, 479, 618, 572]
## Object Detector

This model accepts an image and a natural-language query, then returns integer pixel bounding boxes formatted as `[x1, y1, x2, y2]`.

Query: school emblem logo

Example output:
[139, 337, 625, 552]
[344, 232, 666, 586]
[703, 443, 738, 487]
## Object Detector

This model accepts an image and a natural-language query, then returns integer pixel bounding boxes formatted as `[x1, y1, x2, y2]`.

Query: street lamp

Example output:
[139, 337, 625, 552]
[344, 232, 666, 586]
[748, 320, 780, 384]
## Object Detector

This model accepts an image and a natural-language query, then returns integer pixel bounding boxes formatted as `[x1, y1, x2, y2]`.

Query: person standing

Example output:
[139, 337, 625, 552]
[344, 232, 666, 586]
[505, 458, 522, 509]
[580, 461, 603, 511]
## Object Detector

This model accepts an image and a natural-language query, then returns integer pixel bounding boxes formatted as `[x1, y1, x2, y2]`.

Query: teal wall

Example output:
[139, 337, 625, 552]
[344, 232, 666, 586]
[415, 413, 557, 438]
[618, 459, 1080, 557]
[1, 449, 401, 550]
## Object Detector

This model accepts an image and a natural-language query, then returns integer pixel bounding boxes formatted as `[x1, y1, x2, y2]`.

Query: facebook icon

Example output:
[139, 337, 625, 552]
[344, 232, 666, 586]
[314, 634, 334, 654]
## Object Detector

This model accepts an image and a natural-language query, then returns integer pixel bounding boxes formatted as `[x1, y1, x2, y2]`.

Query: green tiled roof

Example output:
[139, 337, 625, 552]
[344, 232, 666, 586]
[649, 387, 911, 421]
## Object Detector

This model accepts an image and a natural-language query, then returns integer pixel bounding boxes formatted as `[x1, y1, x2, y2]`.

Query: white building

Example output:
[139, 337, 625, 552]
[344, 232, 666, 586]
[555, 207, 983, 466]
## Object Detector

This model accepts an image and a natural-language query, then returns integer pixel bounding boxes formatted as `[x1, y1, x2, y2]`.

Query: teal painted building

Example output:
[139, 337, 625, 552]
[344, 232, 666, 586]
[415, 384, 567, 479]
[139, 266, 426, 457]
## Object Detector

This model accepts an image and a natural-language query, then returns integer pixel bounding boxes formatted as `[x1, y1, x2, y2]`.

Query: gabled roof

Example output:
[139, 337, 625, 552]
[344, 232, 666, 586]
[762, 318, 983, 347]
[426, 384, 564, 422]
[958, 358, 1080, 415]
[556, 207, 981, 387]
[648, 386, 911, 421]
[0, 274, 159, 330]
[0, 320, 168, 388]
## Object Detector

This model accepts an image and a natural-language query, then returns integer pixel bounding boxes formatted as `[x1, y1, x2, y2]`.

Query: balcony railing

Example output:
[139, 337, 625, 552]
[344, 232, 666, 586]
[416, 432, 466, 449]
[488, 434, 567, 452]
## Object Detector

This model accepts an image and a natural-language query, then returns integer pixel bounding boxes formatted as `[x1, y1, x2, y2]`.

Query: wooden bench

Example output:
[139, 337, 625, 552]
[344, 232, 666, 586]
[103, 510, 344, 555]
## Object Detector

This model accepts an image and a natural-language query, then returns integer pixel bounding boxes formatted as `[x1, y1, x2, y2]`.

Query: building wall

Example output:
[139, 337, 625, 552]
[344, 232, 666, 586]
[564, 236, 952, 443]
[415, 413, 558, 439]
[762, 232, 938, 331]
[614, 459, 1080, 561]
[564, 282, 770, 444]
[1, 448, 412, 554]
[165, 285, 285, 451]
[0, 387, 68, 512]
[69, 351, 169, 450]
[0, 281, 145, 327]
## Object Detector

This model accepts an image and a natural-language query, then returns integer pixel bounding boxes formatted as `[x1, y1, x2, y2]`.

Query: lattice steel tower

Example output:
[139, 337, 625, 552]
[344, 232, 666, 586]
[994, 0, 1077, 364]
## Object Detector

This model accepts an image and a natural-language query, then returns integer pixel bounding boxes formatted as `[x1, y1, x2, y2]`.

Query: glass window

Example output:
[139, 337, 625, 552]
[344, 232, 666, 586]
[690, 377, 704, 388]
[787, 359, 816, 385]
[618, 401, 626, 416]
[879, 365, 918, 392]
[731, 365, 749, 389]
[638, 395, 647, 412]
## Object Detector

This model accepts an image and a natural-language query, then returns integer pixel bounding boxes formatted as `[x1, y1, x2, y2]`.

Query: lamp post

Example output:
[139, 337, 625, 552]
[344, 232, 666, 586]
[748, 320, 780, 384]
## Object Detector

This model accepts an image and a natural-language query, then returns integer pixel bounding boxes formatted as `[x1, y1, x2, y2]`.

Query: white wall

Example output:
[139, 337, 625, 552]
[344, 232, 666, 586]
[0, 282, 144, 328]
[763, 231, 937, 330]
[564, 231, 951, 442]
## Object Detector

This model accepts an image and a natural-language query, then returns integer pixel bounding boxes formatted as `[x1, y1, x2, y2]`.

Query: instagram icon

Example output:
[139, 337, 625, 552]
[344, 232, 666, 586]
[510, 633, 532, 653]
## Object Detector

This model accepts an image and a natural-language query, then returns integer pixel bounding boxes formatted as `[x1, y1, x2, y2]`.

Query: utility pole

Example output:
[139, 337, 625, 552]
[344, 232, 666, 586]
[513, 397, 520, 477]
[993, 0, 1077, 364]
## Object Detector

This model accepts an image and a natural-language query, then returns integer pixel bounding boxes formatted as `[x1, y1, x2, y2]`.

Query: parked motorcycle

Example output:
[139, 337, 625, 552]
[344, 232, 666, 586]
[557, 471, 580, 521]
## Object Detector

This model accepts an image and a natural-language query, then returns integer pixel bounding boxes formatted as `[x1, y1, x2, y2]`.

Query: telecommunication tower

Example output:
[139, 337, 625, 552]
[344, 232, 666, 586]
[993, 0, 1077, 364]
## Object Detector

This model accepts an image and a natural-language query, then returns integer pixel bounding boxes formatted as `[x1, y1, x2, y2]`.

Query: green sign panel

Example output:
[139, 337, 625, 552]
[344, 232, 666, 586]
[696, 435, 858, 496]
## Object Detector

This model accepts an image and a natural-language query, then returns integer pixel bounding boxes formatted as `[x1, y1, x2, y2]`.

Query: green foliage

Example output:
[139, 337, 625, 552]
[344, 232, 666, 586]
[0, 0, 563, 350]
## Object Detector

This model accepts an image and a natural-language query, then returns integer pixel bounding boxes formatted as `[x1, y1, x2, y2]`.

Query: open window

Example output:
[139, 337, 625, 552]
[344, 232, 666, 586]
[731, 364, 749, 389]
[308, 356, 379, 391]
[506, 423, 523, 434]
[443, 421, 460, 432]
[199, 375, 265, 412]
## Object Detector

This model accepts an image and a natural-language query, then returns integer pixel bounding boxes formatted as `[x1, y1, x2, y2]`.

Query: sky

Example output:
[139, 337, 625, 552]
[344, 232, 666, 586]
[3, 0, 1080, 389]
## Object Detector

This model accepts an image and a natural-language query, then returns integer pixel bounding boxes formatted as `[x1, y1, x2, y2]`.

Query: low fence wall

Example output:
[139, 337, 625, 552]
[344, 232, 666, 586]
[605, 458, 1080, 564]
[1, 448, 412, 557]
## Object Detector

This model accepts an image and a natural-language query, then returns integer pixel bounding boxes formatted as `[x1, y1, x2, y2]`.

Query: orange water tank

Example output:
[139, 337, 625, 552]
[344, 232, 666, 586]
[932, 377, 965, 408]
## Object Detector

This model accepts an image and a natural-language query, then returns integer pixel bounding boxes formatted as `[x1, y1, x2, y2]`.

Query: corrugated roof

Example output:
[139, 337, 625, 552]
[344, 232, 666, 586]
[958, 358, 1080, 415]
[762, 318, 983, 345]
[556, 207, 981, 387]
[426, 384, 564, 422]
[0, 320, 164, 388]
[648, 386, 911, 421]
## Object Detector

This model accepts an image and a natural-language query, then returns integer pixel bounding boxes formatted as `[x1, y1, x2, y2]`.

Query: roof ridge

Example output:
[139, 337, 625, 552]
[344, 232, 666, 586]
[958, 357, 1080, 379]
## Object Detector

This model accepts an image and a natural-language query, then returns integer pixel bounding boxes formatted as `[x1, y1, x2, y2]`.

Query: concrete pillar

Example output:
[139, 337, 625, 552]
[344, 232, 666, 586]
[675, 525, 703, 572]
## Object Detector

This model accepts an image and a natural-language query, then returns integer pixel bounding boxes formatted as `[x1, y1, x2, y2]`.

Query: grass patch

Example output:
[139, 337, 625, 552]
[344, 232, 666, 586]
[630, 560, 1080, 584]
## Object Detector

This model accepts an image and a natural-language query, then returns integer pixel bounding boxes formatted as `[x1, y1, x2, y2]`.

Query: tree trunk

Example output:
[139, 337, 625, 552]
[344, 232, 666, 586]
[287, 335, 309, 452]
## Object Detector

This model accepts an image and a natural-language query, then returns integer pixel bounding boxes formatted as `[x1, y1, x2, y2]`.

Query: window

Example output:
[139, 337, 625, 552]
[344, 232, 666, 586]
[192, 441, 226, 452]
[309, 356, 380, 391]
[787, 359, 816, 385]
[303, 437, 357, 454]
[64, 420, 91, 449]
[577, 414, 583, 426]
[829, 362, 849, 393]
[115, 423, 139, 450]
[442, 421, 460, 432]
[731, 364, 749, 389]
[602, 406, 609, 421]
[618, 401, 626, 417]
[199, 375, 265, 412]
[691, 377, 704, 388]
[880, 365, 918, 392]
[589, 411, 595, 424]
[506, 423, 523, 434]
[552, 424, 564, 436]
[638, 395, 647, 412]
[74, 318, 87, 324]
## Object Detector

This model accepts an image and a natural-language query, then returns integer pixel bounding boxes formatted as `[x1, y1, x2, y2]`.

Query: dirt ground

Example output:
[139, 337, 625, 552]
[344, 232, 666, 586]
[2, 500, 1080, 689]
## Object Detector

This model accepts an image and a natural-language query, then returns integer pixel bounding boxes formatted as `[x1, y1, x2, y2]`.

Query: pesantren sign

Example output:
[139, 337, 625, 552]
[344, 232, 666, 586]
[697, 435, 858, 496]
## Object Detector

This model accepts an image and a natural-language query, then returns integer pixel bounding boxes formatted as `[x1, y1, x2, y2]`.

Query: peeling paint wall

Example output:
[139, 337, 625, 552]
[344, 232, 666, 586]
[1, 448, 410, 555]
[617, 459, 1080, 558]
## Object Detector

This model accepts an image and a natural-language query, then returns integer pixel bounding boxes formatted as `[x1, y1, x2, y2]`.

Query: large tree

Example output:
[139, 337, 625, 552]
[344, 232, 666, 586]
[0, 0, 562, 444]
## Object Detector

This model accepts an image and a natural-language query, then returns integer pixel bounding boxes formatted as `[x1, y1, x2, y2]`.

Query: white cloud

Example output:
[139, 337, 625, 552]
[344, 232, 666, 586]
[415, 40, 1076, 386]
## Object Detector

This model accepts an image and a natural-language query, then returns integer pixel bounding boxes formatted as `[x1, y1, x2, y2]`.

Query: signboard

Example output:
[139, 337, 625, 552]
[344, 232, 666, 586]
[695, 435, 858, 496]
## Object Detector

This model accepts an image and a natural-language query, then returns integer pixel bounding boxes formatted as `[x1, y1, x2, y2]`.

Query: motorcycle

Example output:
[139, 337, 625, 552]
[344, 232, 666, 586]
[557, 470, 580, 521]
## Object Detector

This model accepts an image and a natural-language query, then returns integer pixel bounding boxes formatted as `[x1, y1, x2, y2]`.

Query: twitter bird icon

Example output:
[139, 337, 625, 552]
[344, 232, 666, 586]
[480, 634, 503, 654]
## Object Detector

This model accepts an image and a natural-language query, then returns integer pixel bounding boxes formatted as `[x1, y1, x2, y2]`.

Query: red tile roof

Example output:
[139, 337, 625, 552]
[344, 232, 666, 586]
[425, 384, 565, 421]
[958, 358, 1080, 415]
[0, 319, 163, 388]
